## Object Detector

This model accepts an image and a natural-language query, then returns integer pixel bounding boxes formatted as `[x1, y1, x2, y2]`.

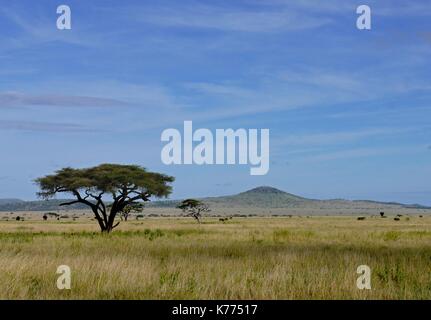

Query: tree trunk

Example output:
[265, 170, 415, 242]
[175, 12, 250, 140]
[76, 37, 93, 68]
[91, 207, 109, 233]
[101, 220, 115, 233]
[102, 208, 120, 233]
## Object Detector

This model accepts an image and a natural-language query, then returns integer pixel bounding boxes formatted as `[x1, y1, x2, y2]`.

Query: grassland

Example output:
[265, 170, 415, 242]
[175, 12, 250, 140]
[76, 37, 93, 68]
[0, 215, 430, 299]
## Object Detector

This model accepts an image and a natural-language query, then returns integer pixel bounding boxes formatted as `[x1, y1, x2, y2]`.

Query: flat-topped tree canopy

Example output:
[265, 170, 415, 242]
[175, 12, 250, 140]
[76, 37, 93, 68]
[36, 164, 173, 198]
[177, 199, 210, 223]
[35, 164, 174, 232]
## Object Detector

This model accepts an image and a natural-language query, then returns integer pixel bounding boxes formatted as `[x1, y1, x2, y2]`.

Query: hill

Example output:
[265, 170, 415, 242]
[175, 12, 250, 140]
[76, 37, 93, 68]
[0, 199, 88, 212]
[0, 198, 25, 205]
[0, 186, 429, 211]
[150, 186, 430, 210]
[200, 186, 307, 208]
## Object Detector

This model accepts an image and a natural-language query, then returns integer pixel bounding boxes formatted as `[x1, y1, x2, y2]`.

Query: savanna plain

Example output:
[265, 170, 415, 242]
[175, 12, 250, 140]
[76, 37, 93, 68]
[0, 212, 430, 299]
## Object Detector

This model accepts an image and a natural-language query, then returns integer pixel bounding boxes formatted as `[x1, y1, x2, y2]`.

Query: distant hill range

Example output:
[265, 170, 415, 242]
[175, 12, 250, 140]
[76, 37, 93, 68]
[0, 198, 88, 211]
[149, 186, 430, 210]
[1, 186, 428, 211]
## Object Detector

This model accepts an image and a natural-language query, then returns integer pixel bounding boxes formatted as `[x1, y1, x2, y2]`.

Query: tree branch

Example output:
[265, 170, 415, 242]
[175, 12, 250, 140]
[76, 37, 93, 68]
[59, 200, 81, 206]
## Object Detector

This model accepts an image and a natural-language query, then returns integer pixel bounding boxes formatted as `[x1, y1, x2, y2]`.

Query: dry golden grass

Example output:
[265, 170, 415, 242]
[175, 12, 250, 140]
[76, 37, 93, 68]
[0, 216, 430, 299]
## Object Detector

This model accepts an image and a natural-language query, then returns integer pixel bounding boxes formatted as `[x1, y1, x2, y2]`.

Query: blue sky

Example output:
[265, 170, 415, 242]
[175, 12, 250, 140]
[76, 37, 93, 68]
[0, 0, 430, 204]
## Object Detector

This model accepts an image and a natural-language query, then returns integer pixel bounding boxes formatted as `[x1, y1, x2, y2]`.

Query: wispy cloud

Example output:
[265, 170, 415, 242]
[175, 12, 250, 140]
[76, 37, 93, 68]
[299, 145, 427, 162]
[264, 0, 431, 16]
[279, 128, 415, 147]
[0, 92, 130, 108]
[0, 120, 95, 133]
[279, 66, 431, 99]
[374, 1, 431, 16]
[183, 82, 255, 98]
[176, 65, 431, 122]
[132, 3, 333, 32]
[145, 0, 431, 29]
[280, 69, 362, 92]
[326, 106, 431, 120]
[0, 6, 103, 49]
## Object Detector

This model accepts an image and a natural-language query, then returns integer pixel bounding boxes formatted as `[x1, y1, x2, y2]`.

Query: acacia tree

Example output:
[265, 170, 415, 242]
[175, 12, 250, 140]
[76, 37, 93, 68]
[118, 203, 144, 221]
[35, 164, 174, 232]
[177, 199, 210, 224]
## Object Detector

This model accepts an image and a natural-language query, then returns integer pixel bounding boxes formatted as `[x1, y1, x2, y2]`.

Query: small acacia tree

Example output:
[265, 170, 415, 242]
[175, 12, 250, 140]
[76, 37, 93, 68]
[177, 199, 210, 224]
[118, 203, 144, 221]
[35, 164, 174, 232]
